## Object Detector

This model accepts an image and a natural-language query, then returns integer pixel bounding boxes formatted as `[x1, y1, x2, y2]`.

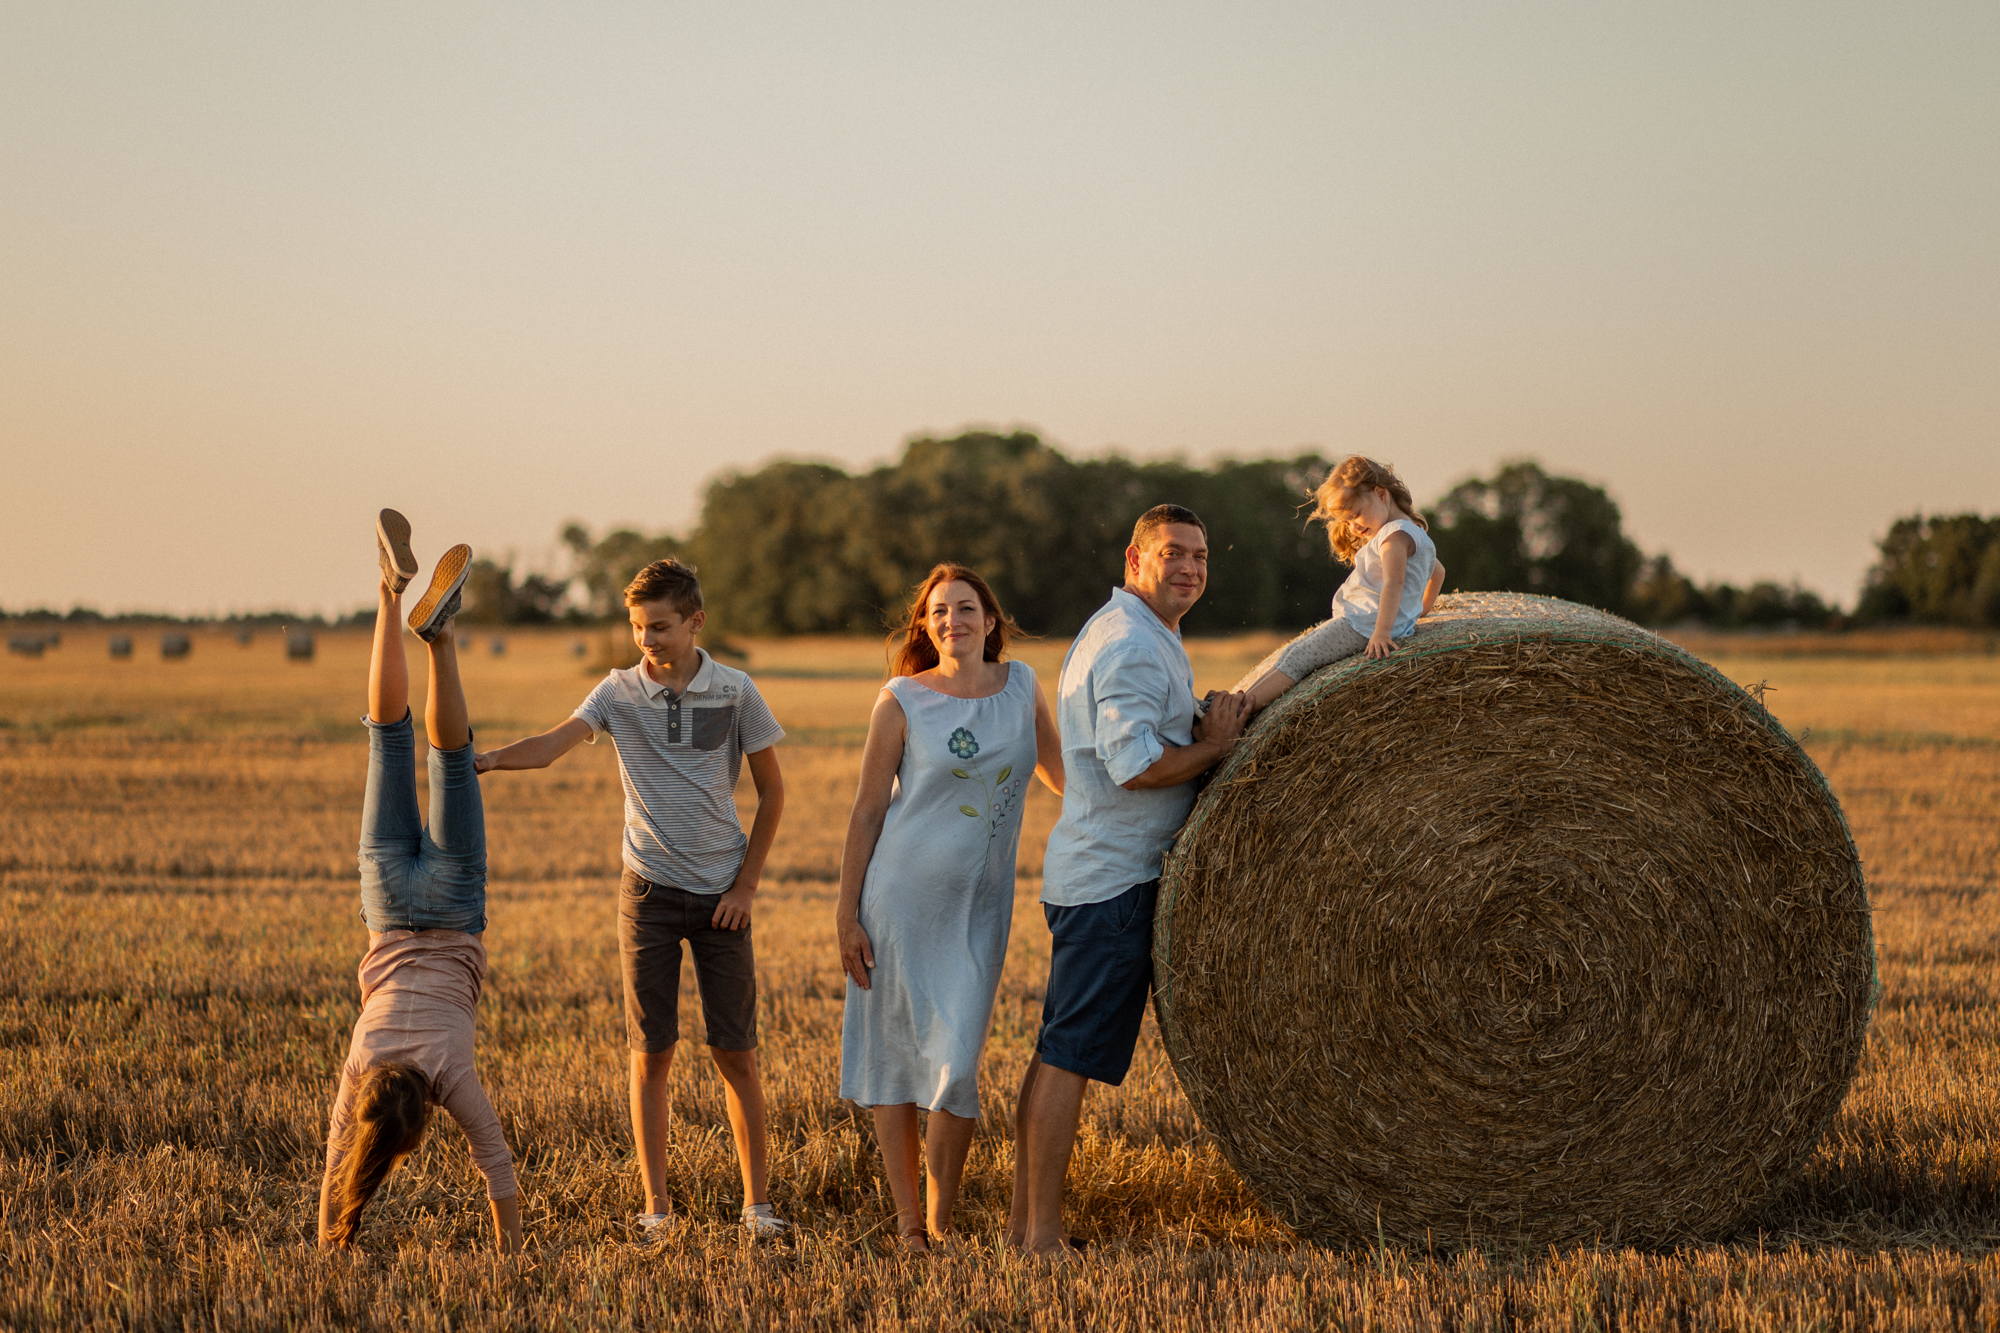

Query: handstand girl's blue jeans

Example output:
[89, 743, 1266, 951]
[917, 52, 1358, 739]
[357, 711, 487, 933]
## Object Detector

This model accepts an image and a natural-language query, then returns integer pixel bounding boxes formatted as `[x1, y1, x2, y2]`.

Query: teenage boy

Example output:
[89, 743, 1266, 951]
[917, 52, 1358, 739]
[477, 559, 789, 1237]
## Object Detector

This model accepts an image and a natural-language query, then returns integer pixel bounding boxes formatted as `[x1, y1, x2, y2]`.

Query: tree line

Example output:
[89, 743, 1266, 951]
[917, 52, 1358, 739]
[447, 430, 1990, 635]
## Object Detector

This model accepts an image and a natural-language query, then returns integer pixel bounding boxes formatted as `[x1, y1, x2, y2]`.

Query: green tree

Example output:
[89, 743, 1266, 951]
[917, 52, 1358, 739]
[1629, 554, 1702, 626]
[687, 461, 879, 634]
[1428, 461, 1643, 614]
[1857, 514, 2000, 626]
[560, 525, 682, 619]
[459, 559, 571, 625]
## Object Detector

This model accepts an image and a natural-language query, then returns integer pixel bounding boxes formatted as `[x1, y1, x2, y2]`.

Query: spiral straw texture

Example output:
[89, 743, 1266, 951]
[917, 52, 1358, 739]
[1154, 593, 1874, 1249]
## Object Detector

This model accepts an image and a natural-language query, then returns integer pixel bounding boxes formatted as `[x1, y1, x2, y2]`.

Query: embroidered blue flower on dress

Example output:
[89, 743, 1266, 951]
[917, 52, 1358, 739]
[947, 727, 980, 760]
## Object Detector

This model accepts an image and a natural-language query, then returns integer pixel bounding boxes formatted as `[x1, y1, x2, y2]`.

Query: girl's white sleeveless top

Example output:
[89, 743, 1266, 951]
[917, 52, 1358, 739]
[1332, 518, 1437, 639]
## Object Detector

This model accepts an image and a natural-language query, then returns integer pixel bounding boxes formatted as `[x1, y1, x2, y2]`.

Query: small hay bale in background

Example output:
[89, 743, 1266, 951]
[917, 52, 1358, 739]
[159, 633, 191, 660]
[1155, 593, 1873, 1249]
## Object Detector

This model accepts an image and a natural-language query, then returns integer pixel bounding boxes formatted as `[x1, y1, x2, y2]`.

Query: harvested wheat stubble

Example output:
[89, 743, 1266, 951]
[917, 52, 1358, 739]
[1155, 592, 1875, 1250]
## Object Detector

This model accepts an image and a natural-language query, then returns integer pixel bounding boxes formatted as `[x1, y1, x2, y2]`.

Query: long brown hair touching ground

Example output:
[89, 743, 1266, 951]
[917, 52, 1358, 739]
[327, 1063, 432, 1248]
[887, 564, 1021, 678]
[1311, 456, 1429, 562]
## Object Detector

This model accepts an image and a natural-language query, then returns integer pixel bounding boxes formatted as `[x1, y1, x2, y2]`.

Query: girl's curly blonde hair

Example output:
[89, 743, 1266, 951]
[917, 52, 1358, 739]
[1311, 456, 1428, 562]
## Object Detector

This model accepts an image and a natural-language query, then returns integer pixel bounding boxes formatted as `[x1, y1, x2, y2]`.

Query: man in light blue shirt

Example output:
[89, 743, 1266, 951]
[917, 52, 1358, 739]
[1007, 504, 1249, 1260]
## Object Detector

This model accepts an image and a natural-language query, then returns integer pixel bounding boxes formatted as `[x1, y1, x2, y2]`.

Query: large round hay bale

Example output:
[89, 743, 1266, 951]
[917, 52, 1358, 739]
[1155, 593, 1873, 1249]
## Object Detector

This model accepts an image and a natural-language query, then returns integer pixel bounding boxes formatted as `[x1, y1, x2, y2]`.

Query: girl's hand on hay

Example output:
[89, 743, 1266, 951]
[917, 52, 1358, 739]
[838, 915, 876, 988]
[1364, 630, 1398, 660]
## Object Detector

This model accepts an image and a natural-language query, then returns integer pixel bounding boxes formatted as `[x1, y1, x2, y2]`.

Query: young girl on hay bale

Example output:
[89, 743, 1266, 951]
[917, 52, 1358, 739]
[317, 510, 521, 1252]
[1239, 456, 1447, 712]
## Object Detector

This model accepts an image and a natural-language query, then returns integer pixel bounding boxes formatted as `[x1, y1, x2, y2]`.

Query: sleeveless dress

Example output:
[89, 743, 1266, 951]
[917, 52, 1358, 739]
[840, 661, 1039, 1118]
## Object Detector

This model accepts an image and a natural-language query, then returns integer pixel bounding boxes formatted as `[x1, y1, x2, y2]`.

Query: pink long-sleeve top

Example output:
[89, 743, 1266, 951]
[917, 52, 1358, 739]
[322, 930, 517, 1200]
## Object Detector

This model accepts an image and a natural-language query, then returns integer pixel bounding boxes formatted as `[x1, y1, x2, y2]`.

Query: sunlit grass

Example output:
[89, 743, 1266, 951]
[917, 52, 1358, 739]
[4, 626, 1999, 1328]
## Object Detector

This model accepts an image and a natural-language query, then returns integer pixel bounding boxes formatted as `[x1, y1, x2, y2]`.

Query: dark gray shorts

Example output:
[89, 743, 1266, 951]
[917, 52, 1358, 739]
[617, 870, 758, 1053]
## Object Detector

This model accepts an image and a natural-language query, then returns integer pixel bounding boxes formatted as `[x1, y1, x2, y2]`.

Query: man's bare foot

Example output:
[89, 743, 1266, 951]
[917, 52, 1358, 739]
[1026, 1239, 1079, 1266]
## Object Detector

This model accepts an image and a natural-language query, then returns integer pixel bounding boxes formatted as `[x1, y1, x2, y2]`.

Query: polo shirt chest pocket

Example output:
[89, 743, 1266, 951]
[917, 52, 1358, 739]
[690, 704, 737, 751]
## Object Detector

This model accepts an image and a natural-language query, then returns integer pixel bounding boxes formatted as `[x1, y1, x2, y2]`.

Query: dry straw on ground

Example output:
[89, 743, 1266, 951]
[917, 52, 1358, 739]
[1157, 593, 1878, 1249]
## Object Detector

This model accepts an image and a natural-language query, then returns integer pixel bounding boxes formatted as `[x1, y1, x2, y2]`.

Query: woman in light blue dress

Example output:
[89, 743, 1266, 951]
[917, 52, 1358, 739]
[836, 563, 1063, 1252]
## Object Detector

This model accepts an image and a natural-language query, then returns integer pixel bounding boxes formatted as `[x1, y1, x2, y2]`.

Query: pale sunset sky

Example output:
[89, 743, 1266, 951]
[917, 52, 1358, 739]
[4, 2, 1996, 617]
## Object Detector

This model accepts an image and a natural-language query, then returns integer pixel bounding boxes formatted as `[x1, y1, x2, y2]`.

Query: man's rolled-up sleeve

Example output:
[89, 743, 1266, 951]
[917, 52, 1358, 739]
[1093, 649, 1175, 787]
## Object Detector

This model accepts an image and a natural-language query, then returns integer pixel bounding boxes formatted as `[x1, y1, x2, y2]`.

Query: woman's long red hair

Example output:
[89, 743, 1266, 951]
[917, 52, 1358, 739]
[887, 564, 1020, 678]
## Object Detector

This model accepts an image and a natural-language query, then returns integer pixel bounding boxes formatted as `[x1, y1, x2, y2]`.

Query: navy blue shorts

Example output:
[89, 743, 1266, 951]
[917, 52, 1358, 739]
[1034, 879, 1158, 1086]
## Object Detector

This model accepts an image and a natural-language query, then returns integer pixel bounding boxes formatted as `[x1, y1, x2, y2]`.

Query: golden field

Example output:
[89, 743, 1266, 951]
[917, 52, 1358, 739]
[2, 624, 1998, 1330]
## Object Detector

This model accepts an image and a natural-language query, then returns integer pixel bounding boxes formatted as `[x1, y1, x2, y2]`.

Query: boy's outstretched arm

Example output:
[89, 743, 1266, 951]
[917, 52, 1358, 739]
[475, 717, 594, 773]
[713, 746, 783, 931]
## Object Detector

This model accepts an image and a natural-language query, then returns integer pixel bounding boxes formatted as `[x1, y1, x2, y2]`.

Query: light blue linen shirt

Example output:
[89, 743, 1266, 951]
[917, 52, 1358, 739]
[1040, 587, 1201, 907]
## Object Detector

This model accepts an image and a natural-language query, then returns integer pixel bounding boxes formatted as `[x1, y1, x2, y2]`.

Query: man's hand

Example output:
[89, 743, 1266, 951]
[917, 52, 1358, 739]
[1364, 631, 1397, 660]
[1121, 691, 1251, 790]
[711, 880, 756, 931]
[837, 914, 875, 988]
[1194, 691, 1249, 746]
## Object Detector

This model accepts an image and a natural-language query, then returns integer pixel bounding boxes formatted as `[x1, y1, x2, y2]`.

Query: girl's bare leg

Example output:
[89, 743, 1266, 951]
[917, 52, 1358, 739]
[1242, 669, 1295, 714]
[424, 621, 470, 751]
[368, 583, 409, 724]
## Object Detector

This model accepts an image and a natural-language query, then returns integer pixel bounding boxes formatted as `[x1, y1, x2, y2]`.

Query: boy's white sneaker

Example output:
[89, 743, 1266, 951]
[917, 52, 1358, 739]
[743, 1202, 791, 1238]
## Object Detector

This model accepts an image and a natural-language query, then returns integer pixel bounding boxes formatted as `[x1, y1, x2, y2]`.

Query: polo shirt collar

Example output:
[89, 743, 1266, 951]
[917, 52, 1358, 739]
[636, 648, 713, 699]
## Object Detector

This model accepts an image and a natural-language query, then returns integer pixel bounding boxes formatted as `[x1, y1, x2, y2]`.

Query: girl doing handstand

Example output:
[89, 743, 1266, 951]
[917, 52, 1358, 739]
[317, 511, 521, 1251]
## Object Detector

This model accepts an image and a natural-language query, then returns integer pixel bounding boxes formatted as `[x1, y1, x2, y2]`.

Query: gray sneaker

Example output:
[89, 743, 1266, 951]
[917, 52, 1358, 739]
[377, 509, 419, 594]
[407, 544, 472, 642]
[742, 1203, 791, 1239]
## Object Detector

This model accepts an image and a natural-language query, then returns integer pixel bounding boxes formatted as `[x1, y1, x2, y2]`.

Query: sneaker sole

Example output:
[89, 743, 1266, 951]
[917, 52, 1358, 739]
[377, 509, 419, 593]
[408, 544, 472, 639]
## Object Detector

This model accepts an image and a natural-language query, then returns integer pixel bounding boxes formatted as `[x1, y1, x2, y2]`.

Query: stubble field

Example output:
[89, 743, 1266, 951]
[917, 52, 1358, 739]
[3, 624, 1998, 1330]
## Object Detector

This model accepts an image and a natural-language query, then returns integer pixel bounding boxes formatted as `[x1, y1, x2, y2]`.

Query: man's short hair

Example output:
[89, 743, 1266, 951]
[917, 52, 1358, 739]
[1130, 504, 1208, 551]
[623, 559, 703, 618]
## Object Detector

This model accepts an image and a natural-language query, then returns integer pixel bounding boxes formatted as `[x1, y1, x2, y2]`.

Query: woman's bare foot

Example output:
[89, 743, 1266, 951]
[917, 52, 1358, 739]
[897, 1227, 931, 1255]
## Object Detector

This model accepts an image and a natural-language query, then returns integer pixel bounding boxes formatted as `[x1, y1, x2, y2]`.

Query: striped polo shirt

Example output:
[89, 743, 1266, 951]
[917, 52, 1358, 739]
[573, 650, 784, 894]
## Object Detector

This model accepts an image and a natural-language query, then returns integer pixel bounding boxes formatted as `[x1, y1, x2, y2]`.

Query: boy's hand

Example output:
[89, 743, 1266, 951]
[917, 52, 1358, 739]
[711, 880, 755, 931]
[1365, 631, 1397, 660]
[473, 751, 496, 773]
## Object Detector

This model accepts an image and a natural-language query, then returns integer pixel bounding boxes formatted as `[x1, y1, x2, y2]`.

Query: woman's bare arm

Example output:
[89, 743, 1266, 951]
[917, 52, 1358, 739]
[835, 691, 906, 989]
[1031, 677, 1064, 796]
